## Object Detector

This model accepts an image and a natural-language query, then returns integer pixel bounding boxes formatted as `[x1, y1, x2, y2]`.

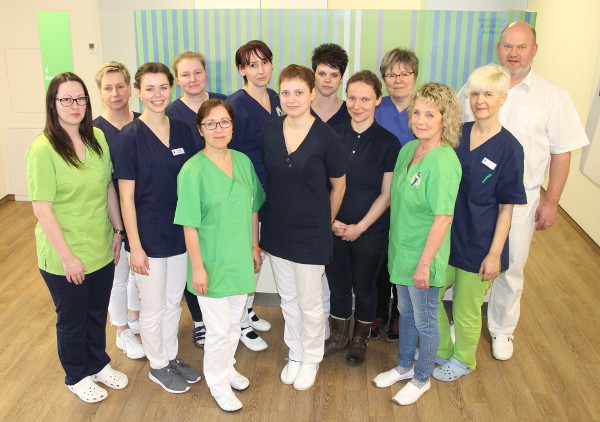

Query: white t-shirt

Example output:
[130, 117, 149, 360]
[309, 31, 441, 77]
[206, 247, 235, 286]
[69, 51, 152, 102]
[458, 69, 589, 190]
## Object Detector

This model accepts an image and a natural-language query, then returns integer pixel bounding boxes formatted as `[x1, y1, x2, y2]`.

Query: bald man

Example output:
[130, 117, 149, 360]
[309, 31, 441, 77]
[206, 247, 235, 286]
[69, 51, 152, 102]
[458, 21, 589, 360]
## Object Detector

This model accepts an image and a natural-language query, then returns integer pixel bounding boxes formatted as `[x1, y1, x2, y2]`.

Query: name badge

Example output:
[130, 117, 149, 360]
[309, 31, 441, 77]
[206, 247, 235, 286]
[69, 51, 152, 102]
[171, 148, 185, 156]
[482, 157, 497, 170]
[410, 172, 422, 186]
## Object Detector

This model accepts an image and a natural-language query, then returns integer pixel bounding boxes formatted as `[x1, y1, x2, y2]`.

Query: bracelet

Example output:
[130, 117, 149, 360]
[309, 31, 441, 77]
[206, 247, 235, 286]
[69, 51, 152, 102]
[113, 228, 125, 236]
[253, 246, 262, 252]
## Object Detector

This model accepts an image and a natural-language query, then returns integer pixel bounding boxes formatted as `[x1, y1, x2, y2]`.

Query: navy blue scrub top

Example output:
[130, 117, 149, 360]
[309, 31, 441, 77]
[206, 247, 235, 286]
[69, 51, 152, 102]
[113, 117, 199, 257]
[226, 88, 281, 190]
[260, 116, 346, 265]
[333, 120, 400, 236]
[165, 93, 227, 149]
[374, 96, 414, 146]
[93, 112, 141, 199]
[310, 101, 351, 127]
[449, 121, 526, 273]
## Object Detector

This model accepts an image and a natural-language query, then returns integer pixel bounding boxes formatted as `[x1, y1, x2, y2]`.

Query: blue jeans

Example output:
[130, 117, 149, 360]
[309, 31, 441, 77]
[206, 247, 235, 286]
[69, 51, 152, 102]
[396, 284, 440, 383]
[325, 233, 387, 321]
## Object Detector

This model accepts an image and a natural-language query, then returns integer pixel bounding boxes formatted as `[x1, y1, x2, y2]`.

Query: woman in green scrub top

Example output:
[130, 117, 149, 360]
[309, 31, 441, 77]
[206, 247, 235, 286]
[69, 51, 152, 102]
[373, 82, 462, 406]
[174, 99, 265, 413]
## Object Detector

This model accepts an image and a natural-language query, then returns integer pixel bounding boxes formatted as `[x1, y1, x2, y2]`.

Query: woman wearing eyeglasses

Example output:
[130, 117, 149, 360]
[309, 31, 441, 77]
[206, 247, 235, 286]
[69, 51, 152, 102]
[26, 72, 128, 403]
[175, 99, 265, 412]
[371, 48, 420, 344]
[114, 62, 201, 394]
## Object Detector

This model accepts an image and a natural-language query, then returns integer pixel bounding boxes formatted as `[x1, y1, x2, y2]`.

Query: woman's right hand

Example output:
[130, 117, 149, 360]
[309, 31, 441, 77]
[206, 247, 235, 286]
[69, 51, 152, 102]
[332, 220, 347, 237]
[130, 247, 150, 275]
[192, 267, 209, 295]
[63, 256, 87, 285]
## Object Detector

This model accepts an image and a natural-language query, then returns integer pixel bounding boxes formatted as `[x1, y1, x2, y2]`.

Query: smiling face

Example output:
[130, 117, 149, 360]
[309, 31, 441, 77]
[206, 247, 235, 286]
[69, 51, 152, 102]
[175, 58, 207, 96]
[238, 52, 273, 88]
[497, 22, 537, 84]
[198, 105, 233, 151]
[410, 98, 444, 144]
[99, 71, 131, 112]
[56, 80, 87, 130]
[469, 89, 507, 121]
[279, 78, 314, 118]
[137, 72, 172, 113]
[384, 62, 416, 102]
[346, 81, 381, 127]
[314, 64, 343, 97]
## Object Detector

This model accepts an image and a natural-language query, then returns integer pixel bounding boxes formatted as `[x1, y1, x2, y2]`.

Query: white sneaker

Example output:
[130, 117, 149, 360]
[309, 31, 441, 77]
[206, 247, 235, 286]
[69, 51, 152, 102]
[372, 366, 414, 388]
[116, 328, 145, 359]
[392, 379, 431, 405]
[492, 335, 514, 360]
[248, 308, 271, 332]
[293, 363, 319, 391]
[229, 368, 250, 391]
[240, 326, 268, 351]
[280, 360, 302, 385]
[127, 317, 140, 335]
[213, 392, 242, 412]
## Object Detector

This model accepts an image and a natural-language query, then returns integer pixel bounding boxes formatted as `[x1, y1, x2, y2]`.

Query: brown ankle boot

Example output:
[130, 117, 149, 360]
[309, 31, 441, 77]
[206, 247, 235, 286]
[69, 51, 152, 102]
[346, 318, 371, 366]
[324, 316, 350, 357]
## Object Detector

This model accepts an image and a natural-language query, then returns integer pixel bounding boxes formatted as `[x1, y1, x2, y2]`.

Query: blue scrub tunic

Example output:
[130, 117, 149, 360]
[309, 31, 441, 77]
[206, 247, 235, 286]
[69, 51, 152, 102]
[226, 88, 282, 190]
[310, 101, 351, 127]
[165, 93, 226, 149]
[449, 122, 527, 273]
[374, 96, 413, 146]
[260, 116, 346, 265]
[113, 117, 199, 257]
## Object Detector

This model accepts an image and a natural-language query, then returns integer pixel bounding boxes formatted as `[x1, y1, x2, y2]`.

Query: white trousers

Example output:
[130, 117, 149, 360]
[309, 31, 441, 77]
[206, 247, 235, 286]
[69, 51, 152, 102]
[322, 273, 331, 319]
[133, 252, 187, 369]
[241, 251, 266, 327]
[269, 254, 325, 364]
[198, 294, 247, 397]
[488, 188, 540, 337]
[108, 244, 141, 327]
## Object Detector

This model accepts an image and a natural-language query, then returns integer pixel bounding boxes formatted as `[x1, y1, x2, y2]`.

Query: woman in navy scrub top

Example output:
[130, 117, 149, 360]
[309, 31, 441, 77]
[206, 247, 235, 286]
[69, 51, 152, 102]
[226, 40, 281, 352]
[371, 48, 420, 343]
[114, 62, 201, 394]
[310, 43, 350, 126]
[260, 65, 346, 391]
[433, 65, 526, 382]
[93, 61, 144, 361]
[166, 51, 226, 349]
[324, 71, 400, 366]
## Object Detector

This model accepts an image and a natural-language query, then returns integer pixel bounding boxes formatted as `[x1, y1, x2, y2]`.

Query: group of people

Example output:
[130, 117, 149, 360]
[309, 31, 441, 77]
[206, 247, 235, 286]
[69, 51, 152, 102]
[26, 20, 588, 412]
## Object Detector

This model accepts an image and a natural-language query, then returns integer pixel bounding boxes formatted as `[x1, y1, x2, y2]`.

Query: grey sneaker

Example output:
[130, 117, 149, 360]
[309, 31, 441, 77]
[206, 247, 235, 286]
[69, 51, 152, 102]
[149, 366, 190, 393]
[169, 358, 201, 383]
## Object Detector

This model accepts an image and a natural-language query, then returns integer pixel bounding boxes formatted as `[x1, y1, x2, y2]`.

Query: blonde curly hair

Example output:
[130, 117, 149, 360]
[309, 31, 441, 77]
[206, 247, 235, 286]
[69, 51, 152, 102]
[408, 82, 462, 148]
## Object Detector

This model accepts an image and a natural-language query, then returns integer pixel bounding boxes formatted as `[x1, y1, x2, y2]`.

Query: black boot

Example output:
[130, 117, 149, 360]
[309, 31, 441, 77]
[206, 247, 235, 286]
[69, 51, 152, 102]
[324, 316, 350, 357]
[346, 318, 371, 366]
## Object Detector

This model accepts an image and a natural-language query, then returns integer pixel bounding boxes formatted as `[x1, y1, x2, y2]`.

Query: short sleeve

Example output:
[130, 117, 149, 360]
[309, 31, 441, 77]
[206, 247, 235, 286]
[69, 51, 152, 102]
[251, 164, 266, 212]
[427, 150, 461, 216]
[547, 90, 589, 154]
[174, 162, 203, 228]
[496, 140, 527, 205]
[324, 132, 346, 178]
[113, 129, 136, 180]
[26, 140, 57, 202]
[383, 135, 401, 173]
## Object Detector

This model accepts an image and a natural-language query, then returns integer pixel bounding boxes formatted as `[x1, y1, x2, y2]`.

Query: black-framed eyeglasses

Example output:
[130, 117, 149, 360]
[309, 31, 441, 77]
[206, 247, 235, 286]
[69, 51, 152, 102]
[200, 119, 233, 130]
[56, 96, 89, 106]
[384, 71, 415, 80]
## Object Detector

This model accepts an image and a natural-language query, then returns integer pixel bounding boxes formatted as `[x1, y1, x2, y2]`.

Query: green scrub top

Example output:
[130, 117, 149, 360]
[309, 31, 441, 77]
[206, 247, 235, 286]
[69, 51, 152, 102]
[26, 129, 114, 275]
[388, 140, 461, 287]
[174, 149, 266, 298]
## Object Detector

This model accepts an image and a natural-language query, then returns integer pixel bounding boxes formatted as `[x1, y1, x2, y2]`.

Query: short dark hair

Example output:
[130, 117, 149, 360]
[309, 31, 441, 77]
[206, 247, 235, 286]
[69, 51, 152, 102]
[311, 43, 349, 75]
[279, 64, 315, 91]
[346, 70, 382, 99]
[196, 99, 236, 132]
[235, 40, 273, 84]
[133, 62, 174, 90]
[44, 73, 102, 168]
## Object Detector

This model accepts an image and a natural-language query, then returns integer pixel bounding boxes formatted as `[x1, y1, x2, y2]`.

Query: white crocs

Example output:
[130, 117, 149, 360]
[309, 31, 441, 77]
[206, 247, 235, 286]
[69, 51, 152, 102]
[68, 376, 108, 403]
[91, 364, 129, 389]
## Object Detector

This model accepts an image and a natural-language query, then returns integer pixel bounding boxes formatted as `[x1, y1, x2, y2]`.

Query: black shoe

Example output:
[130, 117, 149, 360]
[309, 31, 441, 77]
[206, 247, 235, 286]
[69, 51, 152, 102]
[370, 315, 388, 340]
[386, 317, 399, 342]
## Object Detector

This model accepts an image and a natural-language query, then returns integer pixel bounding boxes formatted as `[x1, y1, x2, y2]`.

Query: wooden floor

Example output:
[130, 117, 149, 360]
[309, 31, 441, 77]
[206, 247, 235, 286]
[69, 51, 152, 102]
[1, 200, 599, 422]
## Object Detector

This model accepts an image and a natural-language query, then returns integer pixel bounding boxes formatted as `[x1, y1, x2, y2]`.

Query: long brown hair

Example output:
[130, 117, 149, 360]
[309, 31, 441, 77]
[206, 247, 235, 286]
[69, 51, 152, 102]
[44, 73, 102, 168]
